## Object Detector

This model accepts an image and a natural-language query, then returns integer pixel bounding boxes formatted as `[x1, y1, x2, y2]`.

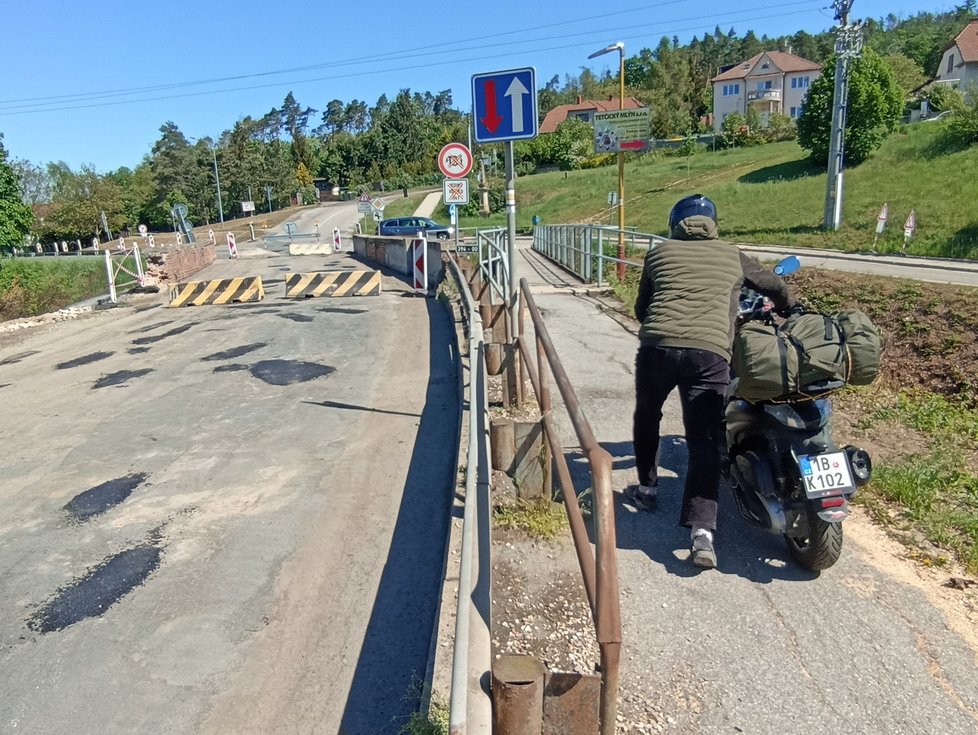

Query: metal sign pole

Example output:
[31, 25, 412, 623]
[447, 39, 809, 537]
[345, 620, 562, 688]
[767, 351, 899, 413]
[505, 140, 518, 344]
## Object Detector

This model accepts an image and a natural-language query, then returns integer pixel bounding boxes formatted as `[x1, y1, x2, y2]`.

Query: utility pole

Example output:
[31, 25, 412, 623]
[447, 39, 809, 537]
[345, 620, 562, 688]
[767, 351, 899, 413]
[822, 0, 863, 231]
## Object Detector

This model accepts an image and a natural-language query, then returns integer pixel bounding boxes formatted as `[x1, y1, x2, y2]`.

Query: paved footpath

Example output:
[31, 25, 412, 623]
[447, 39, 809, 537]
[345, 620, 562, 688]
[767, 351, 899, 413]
[516, 241, 978, 734]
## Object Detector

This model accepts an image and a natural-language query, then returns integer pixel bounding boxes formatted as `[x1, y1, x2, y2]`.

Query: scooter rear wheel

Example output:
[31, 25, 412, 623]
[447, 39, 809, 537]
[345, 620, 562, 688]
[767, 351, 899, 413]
[784, 503, 843, 571]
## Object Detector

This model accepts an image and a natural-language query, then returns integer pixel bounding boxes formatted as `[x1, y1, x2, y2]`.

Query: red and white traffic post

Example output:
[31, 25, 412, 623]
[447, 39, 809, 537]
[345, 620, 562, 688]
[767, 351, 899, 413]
[413, 234, 428, 295]
[332, 227, 342, 252]
[873, 203, 888, 250]
[227, 232, 238, 259]
[903, 209, 916, 249]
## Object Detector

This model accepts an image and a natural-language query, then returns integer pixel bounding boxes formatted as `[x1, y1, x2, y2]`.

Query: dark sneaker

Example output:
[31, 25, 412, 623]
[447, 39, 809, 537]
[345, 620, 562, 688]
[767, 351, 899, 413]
[629, 484, 657, 512]
[691, 530, 717, 569]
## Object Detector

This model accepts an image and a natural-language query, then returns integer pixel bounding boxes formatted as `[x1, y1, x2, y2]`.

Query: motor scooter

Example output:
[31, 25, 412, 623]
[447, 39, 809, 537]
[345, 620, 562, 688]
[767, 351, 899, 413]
[722, 257, 873, 571]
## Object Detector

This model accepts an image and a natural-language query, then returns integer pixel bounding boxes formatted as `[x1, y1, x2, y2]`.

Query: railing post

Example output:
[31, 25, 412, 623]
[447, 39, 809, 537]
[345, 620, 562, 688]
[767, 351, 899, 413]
[134, 245, 144, 285]
[585, 227, 592, 283]
[103, 247, 117, 303]
[597, 230, 605, 289]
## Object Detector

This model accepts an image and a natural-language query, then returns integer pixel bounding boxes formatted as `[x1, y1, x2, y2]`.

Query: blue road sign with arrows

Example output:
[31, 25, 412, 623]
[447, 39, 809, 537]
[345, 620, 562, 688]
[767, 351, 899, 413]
[471, 67, 538, 144]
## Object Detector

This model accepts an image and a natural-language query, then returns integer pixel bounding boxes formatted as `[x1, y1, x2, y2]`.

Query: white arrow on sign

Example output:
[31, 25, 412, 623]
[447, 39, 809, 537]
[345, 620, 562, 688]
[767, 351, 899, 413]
[506, 76, 530, 133]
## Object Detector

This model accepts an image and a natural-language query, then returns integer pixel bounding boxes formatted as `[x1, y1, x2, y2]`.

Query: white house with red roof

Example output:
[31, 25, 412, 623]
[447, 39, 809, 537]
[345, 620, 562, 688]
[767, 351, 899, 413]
[933, 19, 978, 97]
[710, 51, 822, 130]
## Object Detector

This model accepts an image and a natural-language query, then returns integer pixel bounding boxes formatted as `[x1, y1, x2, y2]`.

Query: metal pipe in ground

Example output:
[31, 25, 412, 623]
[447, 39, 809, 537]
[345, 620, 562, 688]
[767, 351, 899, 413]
[492, 654, 544, 734]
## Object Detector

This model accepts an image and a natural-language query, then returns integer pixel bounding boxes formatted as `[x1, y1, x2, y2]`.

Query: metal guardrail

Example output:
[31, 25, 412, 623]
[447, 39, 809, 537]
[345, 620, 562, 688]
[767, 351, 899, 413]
[444, 256, 493, 734]
[532, 224, 664, 286]
[515, 278, 621, 734]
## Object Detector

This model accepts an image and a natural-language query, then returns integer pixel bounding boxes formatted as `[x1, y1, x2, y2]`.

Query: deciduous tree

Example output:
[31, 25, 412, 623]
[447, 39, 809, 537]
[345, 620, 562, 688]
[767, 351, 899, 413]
[796, 48, 903, 166]
[0, 137, 34, 247]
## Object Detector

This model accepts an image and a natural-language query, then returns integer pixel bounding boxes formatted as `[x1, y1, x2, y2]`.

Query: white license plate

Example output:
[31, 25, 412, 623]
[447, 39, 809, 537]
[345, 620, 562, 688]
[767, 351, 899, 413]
[798, 451, 855, 497]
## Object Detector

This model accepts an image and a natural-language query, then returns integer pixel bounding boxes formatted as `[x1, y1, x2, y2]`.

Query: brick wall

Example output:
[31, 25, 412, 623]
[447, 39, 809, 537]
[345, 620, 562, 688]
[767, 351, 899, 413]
[145, 245, 217, 286]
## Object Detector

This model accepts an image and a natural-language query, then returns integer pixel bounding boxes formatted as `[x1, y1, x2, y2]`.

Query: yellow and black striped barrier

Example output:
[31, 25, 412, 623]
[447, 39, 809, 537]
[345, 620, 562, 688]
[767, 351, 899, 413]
[284, 270, 381, 298]
[168, 276, 265, 307]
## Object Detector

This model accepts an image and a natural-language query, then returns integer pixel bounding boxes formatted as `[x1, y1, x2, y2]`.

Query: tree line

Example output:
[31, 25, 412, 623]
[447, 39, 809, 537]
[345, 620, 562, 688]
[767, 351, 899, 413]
[1, 3, 975, 248]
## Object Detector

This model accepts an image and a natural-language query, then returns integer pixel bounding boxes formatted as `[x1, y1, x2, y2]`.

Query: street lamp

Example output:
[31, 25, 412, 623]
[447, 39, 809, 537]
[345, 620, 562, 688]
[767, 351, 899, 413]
[589, 41, 626, 281]
[189, 135, 225, 224]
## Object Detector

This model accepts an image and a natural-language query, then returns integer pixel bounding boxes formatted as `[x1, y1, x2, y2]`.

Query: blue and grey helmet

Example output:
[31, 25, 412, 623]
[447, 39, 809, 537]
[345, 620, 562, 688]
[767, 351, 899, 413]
[669, 194, 718, 231]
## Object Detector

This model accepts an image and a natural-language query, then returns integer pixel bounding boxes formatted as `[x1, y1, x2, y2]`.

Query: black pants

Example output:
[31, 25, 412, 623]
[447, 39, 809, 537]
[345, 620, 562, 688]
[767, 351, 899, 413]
[633, 344, 730, 531]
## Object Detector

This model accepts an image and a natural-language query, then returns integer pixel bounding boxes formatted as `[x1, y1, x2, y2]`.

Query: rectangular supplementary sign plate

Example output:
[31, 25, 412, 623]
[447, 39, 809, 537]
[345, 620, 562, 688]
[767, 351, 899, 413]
[455, 244, 478, 253]
[594, 108, 651, 153]
[798, 451, 855, 497]
[472, 67, 537, 143]
[443, 178, 469, 205]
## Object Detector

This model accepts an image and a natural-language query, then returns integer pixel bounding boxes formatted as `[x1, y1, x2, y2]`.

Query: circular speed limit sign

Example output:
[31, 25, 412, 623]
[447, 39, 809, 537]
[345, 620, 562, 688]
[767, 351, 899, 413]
[438, 142, 473, 179]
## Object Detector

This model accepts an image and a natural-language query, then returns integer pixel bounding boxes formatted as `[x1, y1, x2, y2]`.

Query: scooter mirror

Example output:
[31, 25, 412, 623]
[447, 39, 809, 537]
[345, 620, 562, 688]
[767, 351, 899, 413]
[773, 256, 800, 276]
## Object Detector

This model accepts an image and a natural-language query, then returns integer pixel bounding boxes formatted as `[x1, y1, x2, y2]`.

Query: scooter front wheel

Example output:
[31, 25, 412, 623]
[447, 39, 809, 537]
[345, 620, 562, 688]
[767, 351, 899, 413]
[784, 503, 843, 571]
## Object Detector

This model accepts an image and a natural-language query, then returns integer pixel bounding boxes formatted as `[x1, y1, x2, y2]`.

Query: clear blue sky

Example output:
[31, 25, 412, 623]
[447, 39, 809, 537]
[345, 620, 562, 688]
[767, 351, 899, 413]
[0, 0, 952, 172]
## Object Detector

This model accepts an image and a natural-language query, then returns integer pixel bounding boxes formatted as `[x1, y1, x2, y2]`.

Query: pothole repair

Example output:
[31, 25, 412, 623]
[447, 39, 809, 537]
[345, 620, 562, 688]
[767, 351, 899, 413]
[201, 343, 267, 361]
[93, 369, 154, 389]
[63, 473, 149, 521]
[55, 351, 114, 369]
[28, 543, 163, 634]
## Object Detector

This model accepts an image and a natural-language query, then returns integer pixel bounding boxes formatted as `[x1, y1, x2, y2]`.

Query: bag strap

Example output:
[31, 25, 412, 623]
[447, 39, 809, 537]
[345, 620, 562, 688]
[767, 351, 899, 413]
[777, 333, 791, 395]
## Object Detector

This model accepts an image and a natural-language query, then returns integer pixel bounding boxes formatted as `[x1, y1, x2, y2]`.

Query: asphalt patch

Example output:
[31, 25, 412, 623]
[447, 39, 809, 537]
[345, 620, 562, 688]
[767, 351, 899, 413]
[319, 307, 367, 315]
[213, 364, 249, 374]
[278, 313, 314, 322]
[249, 359, 335, 385]
[55, 351, 114, 370]
[127, 347, 151, 354]
[202, 343, 268, 361]
[93, 369, 154, 389]
[63, 473, 148, 521]
[131, 322, 199, 345]
[0, 350, 41, 366]
[129, 320, 173, 334]
[28, 544, 163, 633]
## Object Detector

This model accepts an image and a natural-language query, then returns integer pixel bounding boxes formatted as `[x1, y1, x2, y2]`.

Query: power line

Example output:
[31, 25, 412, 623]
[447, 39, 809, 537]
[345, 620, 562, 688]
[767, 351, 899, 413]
[0, 3, 825, 117]
[0, 1, 684, 108]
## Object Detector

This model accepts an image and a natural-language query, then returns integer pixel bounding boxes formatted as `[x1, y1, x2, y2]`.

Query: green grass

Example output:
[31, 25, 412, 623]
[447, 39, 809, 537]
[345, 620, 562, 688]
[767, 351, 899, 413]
[842, 388, 978, 571]
[457, 123, 978, 258]
[0, 257, 108, 319]
[383, 190, 434, 218]
[864, 450, 978, 570]
[493, 498, 569, 539]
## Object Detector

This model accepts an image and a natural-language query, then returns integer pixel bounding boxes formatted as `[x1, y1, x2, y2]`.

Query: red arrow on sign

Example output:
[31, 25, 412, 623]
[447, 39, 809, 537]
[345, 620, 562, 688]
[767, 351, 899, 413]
[480, 80, 503, 133]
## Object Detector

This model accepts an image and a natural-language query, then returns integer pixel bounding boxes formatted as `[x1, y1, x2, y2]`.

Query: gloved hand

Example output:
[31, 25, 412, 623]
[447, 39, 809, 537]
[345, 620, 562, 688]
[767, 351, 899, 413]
[777, 298, 805, 318]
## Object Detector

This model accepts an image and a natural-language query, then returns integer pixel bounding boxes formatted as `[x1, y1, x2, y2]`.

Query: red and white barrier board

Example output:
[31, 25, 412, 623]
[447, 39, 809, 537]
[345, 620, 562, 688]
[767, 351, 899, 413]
[412, 236, 427, 294]
[227, 232, 238, 259]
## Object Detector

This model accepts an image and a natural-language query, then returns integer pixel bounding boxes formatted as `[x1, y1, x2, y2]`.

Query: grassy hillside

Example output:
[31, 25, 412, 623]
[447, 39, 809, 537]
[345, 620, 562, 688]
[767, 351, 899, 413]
[455, 123, 978, 259]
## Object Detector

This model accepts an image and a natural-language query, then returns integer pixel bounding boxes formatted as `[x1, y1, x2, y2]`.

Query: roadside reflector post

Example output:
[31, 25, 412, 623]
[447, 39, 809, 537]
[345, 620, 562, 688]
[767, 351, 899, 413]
[412, 234, 428, 296]
[248, 224, 256, 242]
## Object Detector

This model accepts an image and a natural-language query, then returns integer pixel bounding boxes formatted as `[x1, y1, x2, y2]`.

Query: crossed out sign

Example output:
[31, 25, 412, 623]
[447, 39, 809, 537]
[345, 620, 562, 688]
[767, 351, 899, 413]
[443, 178, 470, 205]
[438, 143, 473, 179]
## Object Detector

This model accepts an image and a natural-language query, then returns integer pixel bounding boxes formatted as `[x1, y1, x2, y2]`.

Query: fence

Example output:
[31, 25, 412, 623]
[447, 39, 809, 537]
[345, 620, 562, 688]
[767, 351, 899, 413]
[103, 245, 145, 303]
[532, 224, 664, 286]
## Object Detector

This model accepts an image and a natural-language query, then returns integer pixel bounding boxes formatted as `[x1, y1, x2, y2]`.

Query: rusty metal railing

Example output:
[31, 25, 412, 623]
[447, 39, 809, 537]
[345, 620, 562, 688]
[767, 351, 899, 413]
[516, 277, 622, 734]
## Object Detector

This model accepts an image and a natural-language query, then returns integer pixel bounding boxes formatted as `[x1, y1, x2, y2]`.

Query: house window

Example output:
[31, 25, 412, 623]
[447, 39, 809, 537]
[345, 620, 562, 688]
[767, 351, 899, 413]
[790, 106, 799, 118]
[572, 111, 592, 122]
[722, 83, 740, 96]
[791, 76, 810, 89]
[947, 54, 955, 74]
[756, 80, 772, 90]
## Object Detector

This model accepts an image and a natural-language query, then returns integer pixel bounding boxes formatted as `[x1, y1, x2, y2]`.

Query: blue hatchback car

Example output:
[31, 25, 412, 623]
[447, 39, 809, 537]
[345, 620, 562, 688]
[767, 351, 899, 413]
[378, 216, 454, 239]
